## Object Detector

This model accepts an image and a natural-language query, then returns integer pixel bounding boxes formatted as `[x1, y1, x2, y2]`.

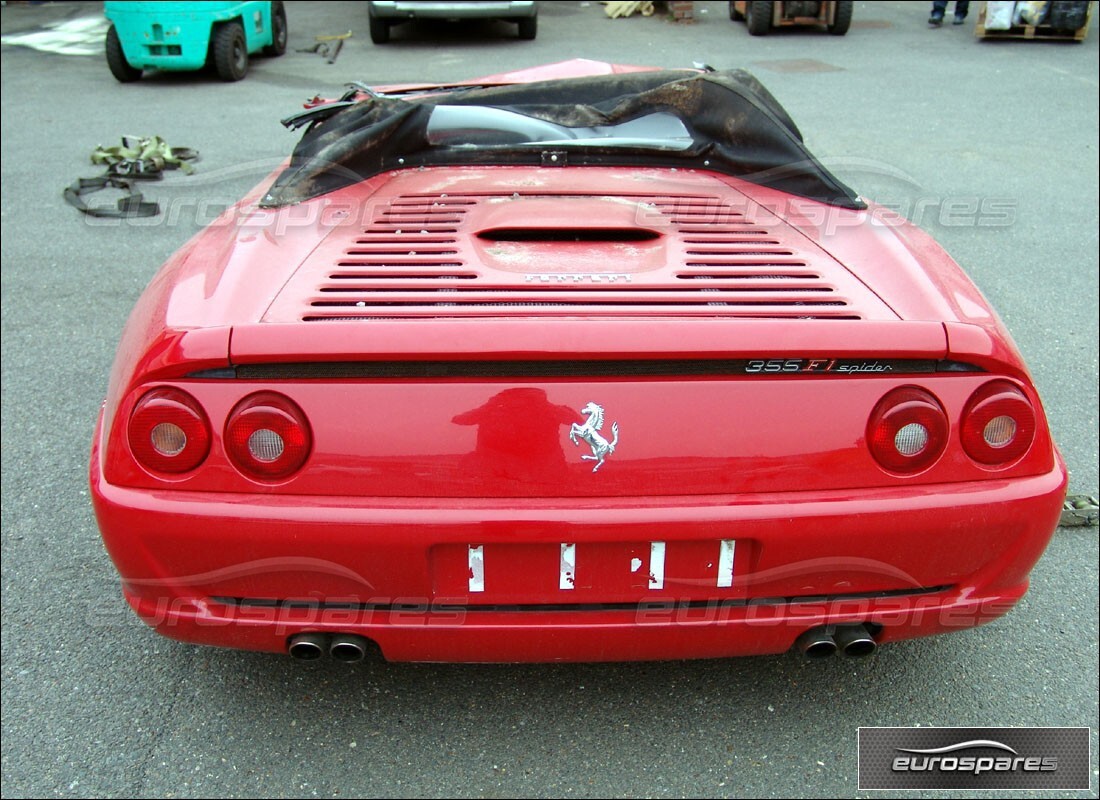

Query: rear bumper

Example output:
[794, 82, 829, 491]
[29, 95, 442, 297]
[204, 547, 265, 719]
[117, 32, 211, 71]
[91, 437, 1067, 662]
[124, 584, 1027, 663]
[368, 1, 538, 20]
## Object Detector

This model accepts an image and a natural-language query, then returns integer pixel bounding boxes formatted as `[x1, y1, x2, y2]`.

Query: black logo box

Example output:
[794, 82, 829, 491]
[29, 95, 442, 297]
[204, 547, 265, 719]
[858, 727, 1090, 791]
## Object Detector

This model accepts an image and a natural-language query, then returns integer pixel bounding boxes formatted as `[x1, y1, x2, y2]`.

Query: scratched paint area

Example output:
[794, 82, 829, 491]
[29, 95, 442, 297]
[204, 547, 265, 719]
[434, 539, 745, 601]
[467, 545, 485, 593]
[559, 543, 577, 590]
[648, 541, 666, 589]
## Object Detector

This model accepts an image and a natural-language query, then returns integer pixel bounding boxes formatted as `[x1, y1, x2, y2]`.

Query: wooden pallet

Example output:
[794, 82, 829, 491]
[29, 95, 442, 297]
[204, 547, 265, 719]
[975, 2, 1093, 41]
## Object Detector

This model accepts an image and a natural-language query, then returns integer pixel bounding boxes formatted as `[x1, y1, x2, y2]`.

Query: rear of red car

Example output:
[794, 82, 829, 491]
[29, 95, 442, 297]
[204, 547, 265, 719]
[90, 160, 1066, 662]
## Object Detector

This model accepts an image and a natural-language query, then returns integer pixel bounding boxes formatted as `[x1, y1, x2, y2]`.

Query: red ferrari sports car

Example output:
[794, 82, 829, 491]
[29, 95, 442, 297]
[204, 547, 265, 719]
[90, 60, 1067, 664]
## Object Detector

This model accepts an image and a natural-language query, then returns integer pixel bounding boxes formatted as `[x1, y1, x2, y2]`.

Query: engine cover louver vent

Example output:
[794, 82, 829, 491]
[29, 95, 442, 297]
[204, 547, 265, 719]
[260, 171, 890, 323]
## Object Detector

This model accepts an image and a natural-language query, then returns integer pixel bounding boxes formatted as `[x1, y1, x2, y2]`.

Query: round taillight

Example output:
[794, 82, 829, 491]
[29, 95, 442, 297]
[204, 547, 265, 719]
[867, 387, 949, 474]
[961, 380, 1036, 466]
[128, 388, 211, 474]
[224, 392, 311, 480]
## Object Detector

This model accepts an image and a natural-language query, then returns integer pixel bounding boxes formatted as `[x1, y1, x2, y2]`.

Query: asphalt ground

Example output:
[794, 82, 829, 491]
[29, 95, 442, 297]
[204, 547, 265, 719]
[1, 1, 1097, 797]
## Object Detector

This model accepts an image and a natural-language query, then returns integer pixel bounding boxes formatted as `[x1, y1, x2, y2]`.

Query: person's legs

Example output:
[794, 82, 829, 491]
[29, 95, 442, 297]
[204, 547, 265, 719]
[929, 0, 948, 25]
[953, 0, 970, 23]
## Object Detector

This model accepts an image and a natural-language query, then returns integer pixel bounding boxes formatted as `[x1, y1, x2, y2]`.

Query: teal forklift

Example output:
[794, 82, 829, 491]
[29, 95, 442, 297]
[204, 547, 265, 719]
[105, 1, 287, 82]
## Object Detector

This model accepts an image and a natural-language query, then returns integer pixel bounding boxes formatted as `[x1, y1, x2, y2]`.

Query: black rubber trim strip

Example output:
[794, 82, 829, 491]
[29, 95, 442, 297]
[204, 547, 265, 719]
[212, 585, 951, 614]
[189, 359, 981, 380]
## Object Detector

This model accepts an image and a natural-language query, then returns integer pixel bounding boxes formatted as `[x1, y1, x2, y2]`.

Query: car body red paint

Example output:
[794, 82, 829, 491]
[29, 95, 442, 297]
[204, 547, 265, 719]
[90, 61, 1066, 662]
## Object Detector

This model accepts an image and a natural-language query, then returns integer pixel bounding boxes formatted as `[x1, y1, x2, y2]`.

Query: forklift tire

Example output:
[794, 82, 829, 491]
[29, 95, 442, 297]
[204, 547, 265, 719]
[213, 21, 248, 81]
[828, 0, 854, 35]
[262, 1, 288, 56]
[746, 1, 773, 35]
[106, 25, 142, 82]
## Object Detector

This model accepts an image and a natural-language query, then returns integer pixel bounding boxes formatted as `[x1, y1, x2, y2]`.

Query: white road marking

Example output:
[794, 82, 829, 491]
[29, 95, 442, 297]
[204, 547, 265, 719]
[630, 557, 643, 573]
[648, 541, 666, 590]
[468, 545, 485, 593]
[717, 540, 736, 588]
[1, 16, 110, 57]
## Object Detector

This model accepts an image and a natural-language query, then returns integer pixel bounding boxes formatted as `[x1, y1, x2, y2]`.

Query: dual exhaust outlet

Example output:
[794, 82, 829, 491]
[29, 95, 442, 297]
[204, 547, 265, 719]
[288, 632, 371, 663]
[291, 626, 876, 662]
[796, 624, 877, 659]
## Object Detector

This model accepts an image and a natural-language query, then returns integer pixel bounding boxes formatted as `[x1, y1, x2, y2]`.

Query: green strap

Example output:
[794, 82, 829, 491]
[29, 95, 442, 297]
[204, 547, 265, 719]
[91, 135, 199, 176]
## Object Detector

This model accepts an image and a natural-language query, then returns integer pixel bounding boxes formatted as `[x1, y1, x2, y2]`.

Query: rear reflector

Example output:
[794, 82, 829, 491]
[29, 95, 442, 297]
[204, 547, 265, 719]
[893, 422, 930, 457]
[867, 387, 948, 474]
[961, 381, 1035, 466]
[224, 392, 311, 481]
[128, 388, 211, 474]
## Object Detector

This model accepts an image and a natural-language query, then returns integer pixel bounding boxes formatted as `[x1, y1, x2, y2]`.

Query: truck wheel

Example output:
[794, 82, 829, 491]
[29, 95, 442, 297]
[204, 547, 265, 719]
[517, 14, 537, 40]
[262, 1, 288, 56]
[106, 24, 142, 82]
[828, 0, 854, 35]
[746, 1, 773, 35]
[213, 21, 248, 81]
[369, 14, 390, 44]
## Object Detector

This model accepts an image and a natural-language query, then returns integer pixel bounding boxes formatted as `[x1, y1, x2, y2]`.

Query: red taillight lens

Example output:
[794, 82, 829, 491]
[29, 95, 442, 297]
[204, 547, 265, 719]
[224, 392, 311, 480]
[128, 388, 211, 474]
[961, 380, 1036, 466]
[867, 387, 948, 474]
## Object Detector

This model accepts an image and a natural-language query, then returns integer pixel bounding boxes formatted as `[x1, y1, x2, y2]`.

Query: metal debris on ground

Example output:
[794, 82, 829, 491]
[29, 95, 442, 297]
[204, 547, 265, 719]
[604, 1, 656, 18]
[298, 31, 352, 64]
[1060, 495, 1099, 528]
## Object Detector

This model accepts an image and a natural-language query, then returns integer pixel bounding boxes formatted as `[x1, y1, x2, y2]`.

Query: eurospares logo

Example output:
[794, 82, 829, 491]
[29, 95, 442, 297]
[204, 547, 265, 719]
[894, 738, 1057, 775]
[858, 727, 1090, 790]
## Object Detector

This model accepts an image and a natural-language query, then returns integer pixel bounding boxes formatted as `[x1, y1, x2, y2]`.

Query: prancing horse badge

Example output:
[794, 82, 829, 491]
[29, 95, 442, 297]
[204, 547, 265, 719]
[569, 402, 619, 473]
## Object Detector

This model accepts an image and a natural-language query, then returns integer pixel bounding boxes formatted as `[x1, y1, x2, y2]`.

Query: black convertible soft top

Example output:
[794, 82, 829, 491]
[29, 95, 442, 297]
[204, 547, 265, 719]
[261, 68, 864, 210]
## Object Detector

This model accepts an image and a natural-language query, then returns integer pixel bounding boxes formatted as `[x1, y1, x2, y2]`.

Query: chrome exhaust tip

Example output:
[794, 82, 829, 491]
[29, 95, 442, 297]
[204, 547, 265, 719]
[288, 632, 327, 660]
[834, 624, 877, 658]
[795, 627, 838, 659]
[329, 633, 368, 663]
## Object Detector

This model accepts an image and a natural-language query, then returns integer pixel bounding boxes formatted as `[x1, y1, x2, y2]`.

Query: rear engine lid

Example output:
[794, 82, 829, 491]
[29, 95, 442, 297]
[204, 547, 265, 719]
[261, 168, 898, 323]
